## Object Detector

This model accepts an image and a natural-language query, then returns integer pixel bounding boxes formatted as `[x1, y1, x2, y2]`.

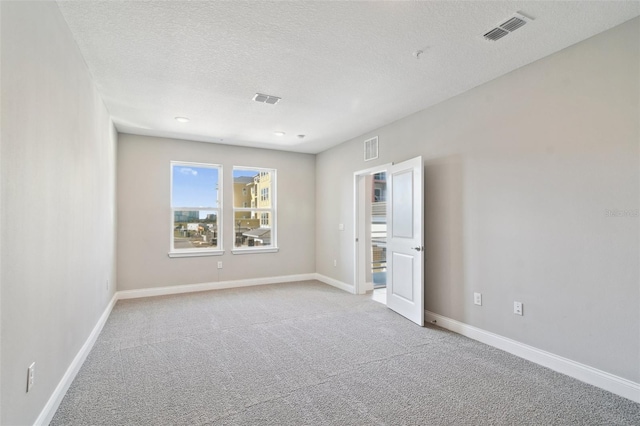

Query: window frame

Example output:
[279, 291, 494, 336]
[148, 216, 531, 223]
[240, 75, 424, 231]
[232, 166, 278, 254]
[169, 161, 224, 258]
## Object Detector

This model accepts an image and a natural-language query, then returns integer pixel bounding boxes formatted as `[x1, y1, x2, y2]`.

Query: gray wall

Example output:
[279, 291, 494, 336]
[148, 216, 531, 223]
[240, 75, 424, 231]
[316, 18, 639, 382]
[0, 2, 117, 425]
[117, 134, 315, 290]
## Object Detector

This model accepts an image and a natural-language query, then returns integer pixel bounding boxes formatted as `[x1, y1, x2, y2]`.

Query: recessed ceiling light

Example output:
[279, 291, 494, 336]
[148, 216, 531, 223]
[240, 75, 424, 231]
[274, 131, 285, 136]
[175, 116, 189, 123]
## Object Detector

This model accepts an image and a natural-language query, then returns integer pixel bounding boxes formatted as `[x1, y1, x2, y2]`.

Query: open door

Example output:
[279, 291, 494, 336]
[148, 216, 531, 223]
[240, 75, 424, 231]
[386, 156, 424, 325]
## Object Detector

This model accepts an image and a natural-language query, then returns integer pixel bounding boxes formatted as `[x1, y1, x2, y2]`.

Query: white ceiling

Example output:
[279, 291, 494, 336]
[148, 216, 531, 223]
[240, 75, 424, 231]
[57, 1, 639, 154]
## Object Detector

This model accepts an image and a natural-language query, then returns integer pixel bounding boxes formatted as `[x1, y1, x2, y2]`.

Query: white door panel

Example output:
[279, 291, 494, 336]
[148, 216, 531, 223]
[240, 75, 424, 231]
[387, 156, 424, 325]
[391, 252, 414, 301]
[392, 170, 413, 238]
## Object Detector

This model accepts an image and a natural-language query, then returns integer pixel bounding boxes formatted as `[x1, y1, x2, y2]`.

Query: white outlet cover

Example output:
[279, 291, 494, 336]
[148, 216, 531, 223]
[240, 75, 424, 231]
[27, 362, 35, 392]
[514, 301, 523, 315]
[474, 292, 482, 306]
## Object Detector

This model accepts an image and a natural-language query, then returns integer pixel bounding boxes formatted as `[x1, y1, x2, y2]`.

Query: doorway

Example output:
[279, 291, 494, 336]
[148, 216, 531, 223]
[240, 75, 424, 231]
[354, 164, 391, 302]
[354, 157, 424, 325]
[371, 172, 388, 304]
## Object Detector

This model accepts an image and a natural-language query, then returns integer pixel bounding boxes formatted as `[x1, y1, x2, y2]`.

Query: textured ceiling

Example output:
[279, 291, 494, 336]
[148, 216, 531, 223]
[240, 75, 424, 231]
[57, 1, 640, 154]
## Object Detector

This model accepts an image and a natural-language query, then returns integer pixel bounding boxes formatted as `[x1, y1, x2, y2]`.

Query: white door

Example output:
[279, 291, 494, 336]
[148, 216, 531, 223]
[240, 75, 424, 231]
[386, 156, 424, 325]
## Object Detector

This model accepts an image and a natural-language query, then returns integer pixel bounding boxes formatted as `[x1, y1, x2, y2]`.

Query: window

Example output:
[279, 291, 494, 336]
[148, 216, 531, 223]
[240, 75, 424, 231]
[373, 172, 387, 202]
[232, 167, 277, 253]
[169, 162, 222, 257]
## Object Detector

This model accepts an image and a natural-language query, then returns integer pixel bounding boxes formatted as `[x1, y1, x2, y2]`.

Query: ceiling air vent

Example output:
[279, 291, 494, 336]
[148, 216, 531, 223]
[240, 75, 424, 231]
[253, 93, 281, 105]
[484, 12, 533, 41]
[500, 16, 527, 32]
[483, 27, 509, 41]
[364, 136, 379, 161]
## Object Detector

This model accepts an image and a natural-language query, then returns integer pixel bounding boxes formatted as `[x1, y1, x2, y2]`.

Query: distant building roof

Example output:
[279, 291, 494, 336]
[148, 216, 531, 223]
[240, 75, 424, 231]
[242, 228, 271, 238]
[234, 176, 254, 184]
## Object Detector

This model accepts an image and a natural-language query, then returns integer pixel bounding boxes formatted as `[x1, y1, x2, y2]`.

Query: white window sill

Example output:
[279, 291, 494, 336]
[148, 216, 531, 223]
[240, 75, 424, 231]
[231, 247, 279, 255]
[168, 250, 224, 258]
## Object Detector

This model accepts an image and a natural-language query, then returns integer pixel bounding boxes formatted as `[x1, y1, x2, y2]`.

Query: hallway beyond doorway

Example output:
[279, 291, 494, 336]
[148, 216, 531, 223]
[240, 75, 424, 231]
[372, 287, 386, 305]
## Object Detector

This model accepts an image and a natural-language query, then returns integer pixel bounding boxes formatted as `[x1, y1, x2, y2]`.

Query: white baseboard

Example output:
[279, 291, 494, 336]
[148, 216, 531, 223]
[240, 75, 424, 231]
[117, 273, 317, 300]
[34, 293, 118, 426]
[314, 273, 355, 294]
[425, 310, 640, 404]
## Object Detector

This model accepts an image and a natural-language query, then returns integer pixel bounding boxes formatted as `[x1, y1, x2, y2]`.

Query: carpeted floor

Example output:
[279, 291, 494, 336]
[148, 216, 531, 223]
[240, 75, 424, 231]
[51, 280, 640, 425]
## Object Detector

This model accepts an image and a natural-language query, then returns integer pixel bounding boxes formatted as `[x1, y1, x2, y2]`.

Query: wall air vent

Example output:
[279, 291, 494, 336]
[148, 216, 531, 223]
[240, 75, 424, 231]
[484, 12, 533, 41]
[364, 136, 379, 161]
[253, 93, 281, 105]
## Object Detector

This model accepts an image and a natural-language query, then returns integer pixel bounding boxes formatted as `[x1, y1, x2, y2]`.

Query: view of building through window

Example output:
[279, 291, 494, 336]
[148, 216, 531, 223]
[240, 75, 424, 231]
[171, 163, 221, 252]
[372, 172, 387, 288]
[233, 168, 276, 249]
[170, 164, 276, 253]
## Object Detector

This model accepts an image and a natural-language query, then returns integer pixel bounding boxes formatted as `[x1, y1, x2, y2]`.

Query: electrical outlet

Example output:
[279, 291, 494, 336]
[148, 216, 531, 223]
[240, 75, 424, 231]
[514, 301, 523, 316]
[27, 362, 35, 392]
[333, 259, 337, 267]
[474, 292, 482, 306]
[217, 261, 223, 269]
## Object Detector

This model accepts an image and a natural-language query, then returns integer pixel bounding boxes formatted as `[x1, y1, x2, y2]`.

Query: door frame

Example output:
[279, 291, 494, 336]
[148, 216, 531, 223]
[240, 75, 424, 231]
[353, 163, 392, 295]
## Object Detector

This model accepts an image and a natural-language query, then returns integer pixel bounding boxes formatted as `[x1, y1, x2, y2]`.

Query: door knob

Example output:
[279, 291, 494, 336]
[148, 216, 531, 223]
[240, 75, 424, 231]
[412, 246, 423, 252]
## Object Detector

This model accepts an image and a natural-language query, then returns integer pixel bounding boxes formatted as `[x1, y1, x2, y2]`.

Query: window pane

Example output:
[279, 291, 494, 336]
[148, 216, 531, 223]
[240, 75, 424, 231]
[233, 210, 272, 248]
[232, 170, 257, 208]
[172, 165, 219, 208]
[173, 210, 219, 249]
[233, 168, 275, 250]
[233, 169, 273, 209]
